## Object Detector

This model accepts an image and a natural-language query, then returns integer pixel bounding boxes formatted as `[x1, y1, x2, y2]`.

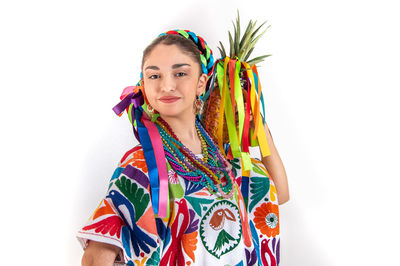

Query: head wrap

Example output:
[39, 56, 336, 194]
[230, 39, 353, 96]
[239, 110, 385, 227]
[112, 29, 215, 218]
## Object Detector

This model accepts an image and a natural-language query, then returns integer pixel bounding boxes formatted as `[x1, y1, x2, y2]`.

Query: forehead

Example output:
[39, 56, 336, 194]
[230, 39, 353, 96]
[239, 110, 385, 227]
[143, 44, 197, 69]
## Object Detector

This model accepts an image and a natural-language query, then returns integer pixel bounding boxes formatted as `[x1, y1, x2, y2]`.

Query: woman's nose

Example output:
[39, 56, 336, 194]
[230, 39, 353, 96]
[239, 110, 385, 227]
[160, 75, 176, 92]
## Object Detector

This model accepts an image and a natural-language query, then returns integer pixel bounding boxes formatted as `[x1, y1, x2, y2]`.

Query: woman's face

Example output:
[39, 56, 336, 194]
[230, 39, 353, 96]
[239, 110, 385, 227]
[142, 44, 207, 120]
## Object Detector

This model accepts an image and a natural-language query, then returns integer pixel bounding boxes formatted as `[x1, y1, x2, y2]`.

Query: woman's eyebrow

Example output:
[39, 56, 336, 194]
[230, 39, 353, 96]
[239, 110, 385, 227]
[144, 63, 191, 71]
[172, 63, 191, 69]
[144, 65, 159, 71]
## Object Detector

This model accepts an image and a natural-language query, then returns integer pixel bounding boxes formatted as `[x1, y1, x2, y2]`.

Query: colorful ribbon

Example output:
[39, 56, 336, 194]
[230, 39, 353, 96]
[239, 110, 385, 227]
[142, 112, 169, 218]
[112, 88, 169, 218]
[206, 57, 271, 169]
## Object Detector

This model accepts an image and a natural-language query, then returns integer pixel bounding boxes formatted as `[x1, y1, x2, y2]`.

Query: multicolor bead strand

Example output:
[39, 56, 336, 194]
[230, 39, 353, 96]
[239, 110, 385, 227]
[157, 118, 230, 174]
[155, 117, 234, 198]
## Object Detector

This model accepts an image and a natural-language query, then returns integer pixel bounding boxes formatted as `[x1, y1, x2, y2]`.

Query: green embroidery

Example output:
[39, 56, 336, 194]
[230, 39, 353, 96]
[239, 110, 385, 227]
[169, 183, 184, 199]
[249, 176, 270, 212]
[200, 200, 242, 258]
[145, 246, 160, 265]
[213, 229, 235, 252]
[115, 176, 150, 221]
[230, 158, 241, 177]
[252, 163, 268, 177]
[185, 196, 214, 216]
[167, 165, 184, 199]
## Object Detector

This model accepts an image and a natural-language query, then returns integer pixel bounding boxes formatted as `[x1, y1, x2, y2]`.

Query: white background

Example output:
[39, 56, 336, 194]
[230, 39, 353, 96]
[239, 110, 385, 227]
[1, 0, 399, 265]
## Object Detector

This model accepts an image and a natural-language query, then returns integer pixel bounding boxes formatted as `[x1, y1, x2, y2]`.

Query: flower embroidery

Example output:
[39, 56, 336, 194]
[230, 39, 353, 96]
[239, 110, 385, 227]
[168, 169, 179, 184]
[265, 213, 278, 229]
[253, 202, 279, 237]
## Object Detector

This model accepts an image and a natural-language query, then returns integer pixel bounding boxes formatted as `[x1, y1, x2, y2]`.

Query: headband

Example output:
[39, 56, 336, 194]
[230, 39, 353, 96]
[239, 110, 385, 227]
[158, 29, 215, 77]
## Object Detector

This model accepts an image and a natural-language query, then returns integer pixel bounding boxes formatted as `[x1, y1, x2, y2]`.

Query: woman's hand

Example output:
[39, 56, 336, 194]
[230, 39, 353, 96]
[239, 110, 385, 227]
[81, 240, 120, 266]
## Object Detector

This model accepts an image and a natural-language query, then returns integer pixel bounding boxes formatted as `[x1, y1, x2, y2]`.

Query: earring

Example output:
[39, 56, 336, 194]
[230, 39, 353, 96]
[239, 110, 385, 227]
[147, 104, 155, 116]
[146, 103, 159, 122]
[194, 97, 204, 115]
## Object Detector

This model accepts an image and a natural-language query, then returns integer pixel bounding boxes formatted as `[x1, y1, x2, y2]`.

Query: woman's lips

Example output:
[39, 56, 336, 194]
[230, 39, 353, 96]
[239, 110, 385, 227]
[159, 96, 180, 103]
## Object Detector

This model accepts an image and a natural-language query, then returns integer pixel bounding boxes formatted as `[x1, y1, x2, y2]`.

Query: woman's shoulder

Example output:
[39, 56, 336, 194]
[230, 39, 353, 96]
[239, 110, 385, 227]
[108, 144, 149, 186]
[118, 144, 145, 167]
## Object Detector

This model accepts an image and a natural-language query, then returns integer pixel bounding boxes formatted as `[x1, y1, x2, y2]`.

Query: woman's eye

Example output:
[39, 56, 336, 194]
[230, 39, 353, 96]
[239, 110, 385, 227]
[149, 74, 159, 79]
[176, 72, 186, 77]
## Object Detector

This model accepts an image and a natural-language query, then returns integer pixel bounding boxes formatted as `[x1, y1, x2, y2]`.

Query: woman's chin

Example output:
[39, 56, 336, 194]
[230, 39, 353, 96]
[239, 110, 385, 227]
[159, 112, 184, 119]
[158, 109, 194, 120]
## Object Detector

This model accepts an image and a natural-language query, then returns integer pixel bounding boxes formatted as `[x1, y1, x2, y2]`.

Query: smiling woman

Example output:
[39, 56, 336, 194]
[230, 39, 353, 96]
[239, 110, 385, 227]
[77, 30, 288, 266]
[142, 44, 207, 125]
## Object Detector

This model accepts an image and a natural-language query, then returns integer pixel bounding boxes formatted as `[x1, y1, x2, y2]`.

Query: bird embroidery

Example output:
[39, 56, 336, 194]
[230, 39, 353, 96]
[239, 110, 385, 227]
[261, 239, 277, 266]
[209, 208, 236, 231]
[160, 199, 190, 266]
[106, 189, 157, 257]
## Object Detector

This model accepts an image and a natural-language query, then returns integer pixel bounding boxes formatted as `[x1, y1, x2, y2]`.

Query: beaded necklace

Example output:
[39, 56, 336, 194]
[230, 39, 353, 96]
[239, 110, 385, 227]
[154, 117, 235, 198]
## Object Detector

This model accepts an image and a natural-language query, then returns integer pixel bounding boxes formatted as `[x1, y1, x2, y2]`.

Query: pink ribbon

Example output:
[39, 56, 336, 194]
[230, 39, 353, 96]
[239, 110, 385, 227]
[142, 112, 169, 218]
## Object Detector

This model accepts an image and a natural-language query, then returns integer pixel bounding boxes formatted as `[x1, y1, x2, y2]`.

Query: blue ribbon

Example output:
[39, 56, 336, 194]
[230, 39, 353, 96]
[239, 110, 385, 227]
[113, 90, 160, 215]
[134, 106, 160, 215]
[253, 71, 266, 123]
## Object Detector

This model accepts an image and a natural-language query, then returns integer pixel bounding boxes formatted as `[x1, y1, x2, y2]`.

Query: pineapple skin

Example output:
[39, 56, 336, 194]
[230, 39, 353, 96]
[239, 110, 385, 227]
[202, 78, 249, 145]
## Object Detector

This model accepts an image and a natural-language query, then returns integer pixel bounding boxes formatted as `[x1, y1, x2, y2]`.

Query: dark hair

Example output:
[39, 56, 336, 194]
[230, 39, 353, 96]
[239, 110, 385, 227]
[141, 34, 203, 77]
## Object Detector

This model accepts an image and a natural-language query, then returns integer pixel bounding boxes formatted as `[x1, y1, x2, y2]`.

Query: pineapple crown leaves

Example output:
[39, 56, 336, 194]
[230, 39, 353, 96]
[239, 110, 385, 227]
[217, 10, 272, 66]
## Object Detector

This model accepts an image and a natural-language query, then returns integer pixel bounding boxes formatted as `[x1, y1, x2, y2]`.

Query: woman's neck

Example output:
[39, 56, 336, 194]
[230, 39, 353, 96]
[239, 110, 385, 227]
[159, 113, 202, 155]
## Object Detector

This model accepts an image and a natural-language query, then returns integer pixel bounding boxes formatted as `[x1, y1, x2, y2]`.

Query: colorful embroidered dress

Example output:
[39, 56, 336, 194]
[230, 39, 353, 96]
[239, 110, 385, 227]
[77, 145, 280, 265]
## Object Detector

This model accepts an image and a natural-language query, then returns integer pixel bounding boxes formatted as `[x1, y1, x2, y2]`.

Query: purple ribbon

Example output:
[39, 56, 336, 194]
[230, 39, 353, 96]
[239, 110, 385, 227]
[112, 89, 145, 142]
[112, 89, 144, 115]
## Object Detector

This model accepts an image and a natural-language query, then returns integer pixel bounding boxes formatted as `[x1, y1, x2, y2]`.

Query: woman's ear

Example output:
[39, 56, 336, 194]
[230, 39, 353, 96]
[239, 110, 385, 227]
[196, 73, 208, 95]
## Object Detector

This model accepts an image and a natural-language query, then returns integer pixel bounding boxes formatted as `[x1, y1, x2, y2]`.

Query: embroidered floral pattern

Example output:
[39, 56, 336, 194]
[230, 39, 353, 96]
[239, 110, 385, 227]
[77, 145, 280, 265]
[254, 202, 280, 237]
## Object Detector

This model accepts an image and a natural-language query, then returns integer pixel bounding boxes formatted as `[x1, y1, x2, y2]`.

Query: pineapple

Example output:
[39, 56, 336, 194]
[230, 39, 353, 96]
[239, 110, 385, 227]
[202, 10, 271, 146]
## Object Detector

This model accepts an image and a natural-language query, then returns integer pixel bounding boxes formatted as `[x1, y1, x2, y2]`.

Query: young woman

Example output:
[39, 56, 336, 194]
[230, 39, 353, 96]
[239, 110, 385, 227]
[77, 30, 289, 266]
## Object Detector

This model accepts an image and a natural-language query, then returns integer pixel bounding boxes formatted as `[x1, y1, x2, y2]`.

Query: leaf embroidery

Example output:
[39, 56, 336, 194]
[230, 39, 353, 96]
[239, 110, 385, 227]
[252, 162, 268, 177]
[185, 196, 214, 216]
[182, 231, 198, 262]
[115, 176, 150, 221]
[249, 176, 270, 212]
[213, 229, 235, 252]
